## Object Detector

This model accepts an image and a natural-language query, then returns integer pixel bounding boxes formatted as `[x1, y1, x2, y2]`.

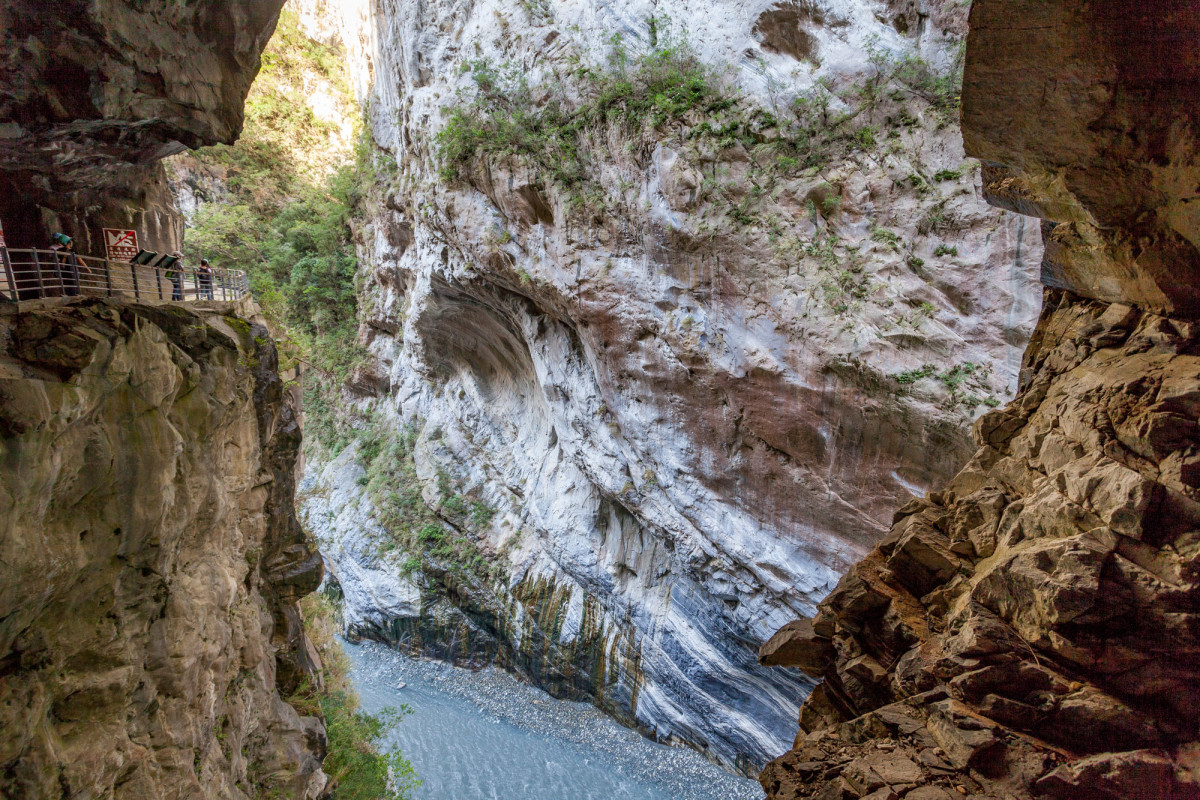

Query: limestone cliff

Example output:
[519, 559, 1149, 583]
[758, 1, 1200, 798]
[291, 0, 1042, 772]
[0, 298, 327, 799]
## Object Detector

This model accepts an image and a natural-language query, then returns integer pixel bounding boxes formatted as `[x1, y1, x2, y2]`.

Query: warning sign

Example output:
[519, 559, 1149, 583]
[0, 220, 6, 249]
[103, 228, 139, 262]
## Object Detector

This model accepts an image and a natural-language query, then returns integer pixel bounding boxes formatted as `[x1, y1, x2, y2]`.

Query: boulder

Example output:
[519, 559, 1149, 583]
[760, 619, 835, 676]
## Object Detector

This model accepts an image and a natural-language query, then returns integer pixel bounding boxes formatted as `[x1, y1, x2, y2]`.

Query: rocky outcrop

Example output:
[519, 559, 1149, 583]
[759, 1, 1200, 797]
[962, 0, 1200, 316]
[0, 0, 285, 252]
[759, 291, 1200, 799]
[296, 0, 1042, 772]
[0, 298, 326, 799]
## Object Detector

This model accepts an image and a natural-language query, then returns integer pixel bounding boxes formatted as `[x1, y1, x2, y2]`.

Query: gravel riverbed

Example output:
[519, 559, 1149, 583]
[343, 638, 763, 800]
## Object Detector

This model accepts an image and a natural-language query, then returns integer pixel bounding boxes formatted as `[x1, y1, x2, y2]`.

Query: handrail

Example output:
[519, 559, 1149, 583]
[0, 248, 251, 303]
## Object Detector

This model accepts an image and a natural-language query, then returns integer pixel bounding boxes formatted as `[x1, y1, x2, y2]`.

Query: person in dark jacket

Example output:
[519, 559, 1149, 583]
[50, 233, 82, 297]
[167, 252, 184, 300]
[198, 258, 214, 300]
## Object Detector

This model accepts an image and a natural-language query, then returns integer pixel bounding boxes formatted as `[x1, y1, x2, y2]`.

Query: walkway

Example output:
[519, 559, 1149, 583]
[0, 248, 250, 303]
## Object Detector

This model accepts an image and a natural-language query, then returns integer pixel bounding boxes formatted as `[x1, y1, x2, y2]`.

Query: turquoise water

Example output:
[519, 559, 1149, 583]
[342, 640, 761, 800]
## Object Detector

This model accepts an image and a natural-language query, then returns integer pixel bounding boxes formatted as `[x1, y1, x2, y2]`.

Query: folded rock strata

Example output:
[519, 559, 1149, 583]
[294, 0, 1043, 771]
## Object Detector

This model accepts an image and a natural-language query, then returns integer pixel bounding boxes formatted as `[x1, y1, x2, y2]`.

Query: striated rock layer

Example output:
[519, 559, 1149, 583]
[0, 299, 326, 799]
[296, 0, 1042, 771]
[759, 0, 1200, 797]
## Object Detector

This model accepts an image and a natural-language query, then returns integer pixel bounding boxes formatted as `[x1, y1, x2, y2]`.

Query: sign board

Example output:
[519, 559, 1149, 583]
[0, 219, 7, 248]
[103, 228, 139, 262]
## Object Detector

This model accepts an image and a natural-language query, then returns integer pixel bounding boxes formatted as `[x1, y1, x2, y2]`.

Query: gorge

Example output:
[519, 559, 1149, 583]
[0, 0, 1197, 799]
[290, 0, 1041, 774]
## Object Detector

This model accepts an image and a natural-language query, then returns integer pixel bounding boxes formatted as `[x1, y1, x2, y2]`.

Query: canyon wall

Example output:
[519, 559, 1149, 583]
[758, 1, 1200, 798]
[0, 298, 326, 799]
[295, 0, 1043, 770]
[0, 3, 336, 798]
[0, 0, 285, 252]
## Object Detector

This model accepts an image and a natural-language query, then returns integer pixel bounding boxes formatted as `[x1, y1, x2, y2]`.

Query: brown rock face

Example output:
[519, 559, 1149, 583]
[761, 1, 1200, 797]
[0, 0, 284, 252]
[962, 0, 1200, 316]
[0, 299, 326, 799]
[761, 292, 1200, 799]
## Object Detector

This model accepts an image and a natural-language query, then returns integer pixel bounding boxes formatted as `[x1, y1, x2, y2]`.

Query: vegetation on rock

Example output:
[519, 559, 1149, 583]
[174, 9, 389, 454]
[294, 593, 420, 800]
[436, 33, 963, 214]
[346, 415, 502, 586]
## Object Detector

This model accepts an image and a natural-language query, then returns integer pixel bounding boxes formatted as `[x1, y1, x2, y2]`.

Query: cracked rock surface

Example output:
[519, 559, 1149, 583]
[0, 299, 326, 800]
[760, 290, 1200, 799]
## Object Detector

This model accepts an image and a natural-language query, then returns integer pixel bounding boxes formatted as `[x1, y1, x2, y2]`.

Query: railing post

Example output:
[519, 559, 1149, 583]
[104, 259, 113, 296]
[0, 247, 15, 302]
[32, 250, 44, 298]
[131, 261, 140, 300]
[155, 267, 164, 300]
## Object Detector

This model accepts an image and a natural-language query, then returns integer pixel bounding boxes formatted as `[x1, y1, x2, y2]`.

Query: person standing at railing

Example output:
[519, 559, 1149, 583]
[50, 233, 82, 297]
[198, 258, 214, 300]
[166, 252, 184, 300]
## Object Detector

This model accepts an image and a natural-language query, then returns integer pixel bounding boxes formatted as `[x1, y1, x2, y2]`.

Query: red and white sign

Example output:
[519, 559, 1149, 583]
[0, 219, 7, 248]
[103, 228, 139, 262]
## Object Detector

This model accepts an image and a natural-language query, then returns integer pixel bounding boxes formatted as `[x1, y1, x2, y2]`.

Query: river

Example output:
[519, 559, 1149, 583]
[343, 639, 763, 800]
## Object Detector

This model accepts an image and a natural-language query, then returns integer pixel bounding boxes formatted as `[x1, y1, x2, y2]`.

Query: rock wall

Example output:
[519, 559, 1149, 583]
[296, 0, 1043, 772]
[0, 298, 327, 799]
[962, 0, 1200, 317]
[0, 0, 285, 253]
[758, 1, 1200, 797]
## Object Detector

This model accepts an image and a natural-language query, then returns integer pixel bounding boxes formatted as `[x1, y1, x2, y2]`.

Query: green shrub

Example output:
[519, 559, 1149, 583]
[907, 173, 931, 195]
[871, 226, 901, 250]
[469, 500, 497, 527]
[436, 41, 728, 185]
[854, 125, 878, 148]
[938, 361, 978, 390]
[291, 594, 420, 800]
[934, 243, 958, 257]
[418, 523, 445, 544]
[893, 364, 937, 384]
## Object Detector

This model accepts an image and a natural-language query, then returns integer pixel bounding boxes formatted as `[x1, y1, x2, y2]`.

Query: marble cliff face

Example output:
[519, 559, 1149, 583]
[759, 1, 1200, 798]
[294, 0, 1043, 770]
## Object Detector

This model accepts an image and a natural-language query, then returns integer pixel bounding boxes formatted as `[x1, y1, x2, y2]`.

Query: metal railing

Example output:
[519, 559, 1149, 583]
[0, 248, 250, 303]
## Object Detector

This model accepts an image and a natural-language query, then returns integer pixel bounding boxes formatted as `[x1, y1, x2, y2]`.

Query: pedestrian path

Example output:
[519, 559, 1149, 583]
[0, 248, 249, 302]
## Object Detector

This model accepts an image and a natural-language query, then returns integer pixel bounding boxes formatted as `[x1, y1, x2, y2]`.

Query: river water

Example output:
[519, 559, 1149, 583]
[343, 639, 763, 800]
